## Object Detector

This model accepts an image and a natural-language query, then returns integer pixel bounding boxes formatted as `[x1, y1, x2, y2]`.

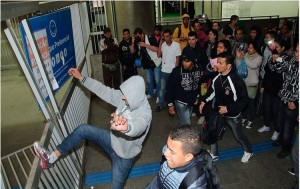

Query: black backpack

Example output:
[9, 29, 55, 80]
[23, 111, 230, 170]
[202, 112, 225, 145]
[179, 150, 222, 189]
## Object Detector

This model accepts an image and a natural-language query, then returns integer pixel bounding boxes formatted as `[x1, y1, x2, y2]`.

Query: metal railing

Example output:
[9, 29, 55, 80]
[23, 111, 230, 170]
[1, 2, 93, 188]
[1, 50, 92, 189]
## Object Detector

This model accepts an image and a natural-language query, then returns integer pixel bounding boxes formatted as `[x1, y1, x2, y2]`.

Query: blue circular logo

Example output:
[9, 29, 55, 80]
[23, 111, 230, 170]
[49, 20, 57, 37]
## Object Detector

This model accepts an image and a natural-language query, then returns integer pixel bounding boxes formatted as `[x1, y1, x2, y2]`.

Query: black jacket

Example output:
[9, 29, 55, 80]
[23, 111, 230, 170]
[262, 57, 283, 97]
[118, 39, 136, 69]
[182, 44, 208, 72]
[202, 69, 249, 117]
[166, 65, 201, 107]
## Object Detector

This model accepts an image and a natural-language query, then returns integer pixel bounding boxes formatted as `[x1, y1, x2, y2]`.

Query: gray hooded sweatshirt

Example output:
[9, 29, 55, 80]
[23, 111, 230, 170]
[81, 75, 152, 159]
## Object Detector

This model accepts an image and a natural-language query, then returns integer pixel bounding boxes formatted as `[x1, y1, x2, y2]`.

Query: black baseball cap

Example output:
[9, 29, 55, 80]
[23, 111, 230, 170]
[181, 54, 192, 62]
[181, 48, 193, 62]
[154, 25, 163, 31]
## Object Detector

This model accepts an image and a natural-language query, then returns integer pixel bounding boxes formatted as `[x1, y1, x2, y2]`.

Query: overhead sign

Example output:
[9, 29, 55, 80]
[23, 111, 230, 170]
[20, 8, 76, 101]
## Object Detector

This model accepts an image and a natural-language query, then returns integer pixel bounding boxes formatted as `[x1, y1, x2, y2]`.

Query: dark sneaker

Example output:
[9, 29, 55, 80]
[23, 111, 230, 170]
[288, 168, 296, 176]
[155, 106, 162, 112]
[33, 141, 52, 169]
[245, 121, 253, 129]
[277, 150, 290, 159]
[242, 119, 247, 126]
[272, 141, 281, 147]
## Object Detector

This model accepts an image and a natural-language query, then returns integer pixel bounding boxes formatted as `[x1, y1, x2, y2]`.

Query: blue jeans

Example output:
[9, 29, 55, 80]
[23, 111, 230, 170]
[145, 64, 161, 96]
[211, 114, 252, 156]
[174, 101, 193, 126]
[158, 72, 170, 107]
[56, 124, 134, 189]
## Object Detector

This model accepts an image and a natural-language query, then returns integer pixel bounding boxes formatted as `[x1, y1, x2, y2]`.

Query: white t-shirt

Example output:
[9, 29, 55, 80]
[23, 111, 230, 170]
[161, 41, 181, 73]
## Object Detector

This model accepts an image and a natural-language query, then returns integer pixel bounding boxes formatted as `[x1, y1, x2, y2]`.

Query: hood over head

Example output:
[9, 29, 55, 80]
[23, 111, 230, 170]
[181, 14, 191, 28]
[182, 14, 190, 19]
[120, 75, 146, 110]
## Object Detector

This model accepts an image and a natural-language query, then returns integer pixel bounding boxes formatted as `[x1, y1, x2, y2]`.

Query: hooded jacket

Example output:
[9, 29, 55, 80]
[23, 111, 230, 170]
[173, 14, 195, 50]
[81, 75, 152, 159]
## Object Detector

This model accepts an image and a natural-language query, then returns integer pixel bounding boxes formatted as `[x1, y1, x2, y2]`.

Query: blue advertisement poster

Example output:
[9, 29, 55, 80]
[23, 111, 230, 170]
[20, 8, 76, 101]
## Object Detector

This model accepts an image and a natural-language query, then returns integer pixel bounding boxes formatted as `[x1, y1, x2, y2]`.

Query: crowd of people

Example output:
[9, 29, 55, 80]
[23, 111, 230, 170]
[33, 14, 298, 189]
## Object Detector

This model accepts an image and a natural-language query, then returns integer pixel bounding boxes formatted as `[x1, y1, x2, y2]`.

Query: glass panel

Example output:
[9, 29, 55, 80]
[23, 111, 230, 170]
[161, 1, 181, 18]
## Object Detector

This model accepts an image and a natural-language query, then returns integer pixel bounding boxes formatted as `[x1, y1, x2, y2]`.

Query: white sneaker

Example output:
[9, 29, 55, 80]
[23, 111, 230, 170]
[147, 94, 152, 99]
[257, 125, 270, 133]
[241, 151, 253, 163]
[191, 113, 196, 117]
[156, 97, 159, 104]
[271, 131, 280, 141]
[210, 153, 219, 161]
[207, 150, 219, 161]
[197, 116, 205, 125]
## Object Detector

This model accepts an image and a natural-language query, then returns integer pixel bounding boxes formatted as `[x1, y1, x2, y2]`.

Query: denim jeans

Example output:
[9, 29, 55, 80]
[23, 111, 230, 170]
[262, 93, 281, 131]
[145, 64, 161, 96]
[174, 101, 193, 126]
[56, 124, 134, 189]
[211, 114, 252, 155]
[158, 71, 171, 107]
[278, 102, 298, 152]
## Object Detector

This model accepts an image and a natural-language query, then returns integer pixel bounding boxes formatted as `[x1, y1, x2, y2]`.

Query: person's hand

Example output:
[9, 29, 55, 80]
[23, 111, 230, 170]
[110, 112, 128, 131]
[199, 102, 205, 114]
[168, 106, 176, 116]
[180, 37, 187, 42]
[288, 102, 296, 110]
[201, 83, 208, 89]
[260, 88, 264, 94]
[138, 42, 146, 47]
[68, 68, 83, 80]
[218, 106, 228, 115]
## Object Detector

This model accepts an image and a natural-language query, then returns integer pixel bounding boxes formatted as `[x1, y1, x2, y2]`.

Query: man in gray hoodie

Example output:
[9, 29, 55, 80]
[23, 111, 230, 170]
[34, 68, 152, 189]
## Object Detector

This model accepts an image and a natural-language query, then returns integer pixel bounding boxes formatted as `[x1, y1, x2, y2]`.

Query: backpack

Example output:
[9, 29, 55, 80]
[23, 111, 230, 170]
[140, 47, 156, 69]
[202, 112, 225, 145]
[177, 24, 193, 38]
[179, 150, 222, 189]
